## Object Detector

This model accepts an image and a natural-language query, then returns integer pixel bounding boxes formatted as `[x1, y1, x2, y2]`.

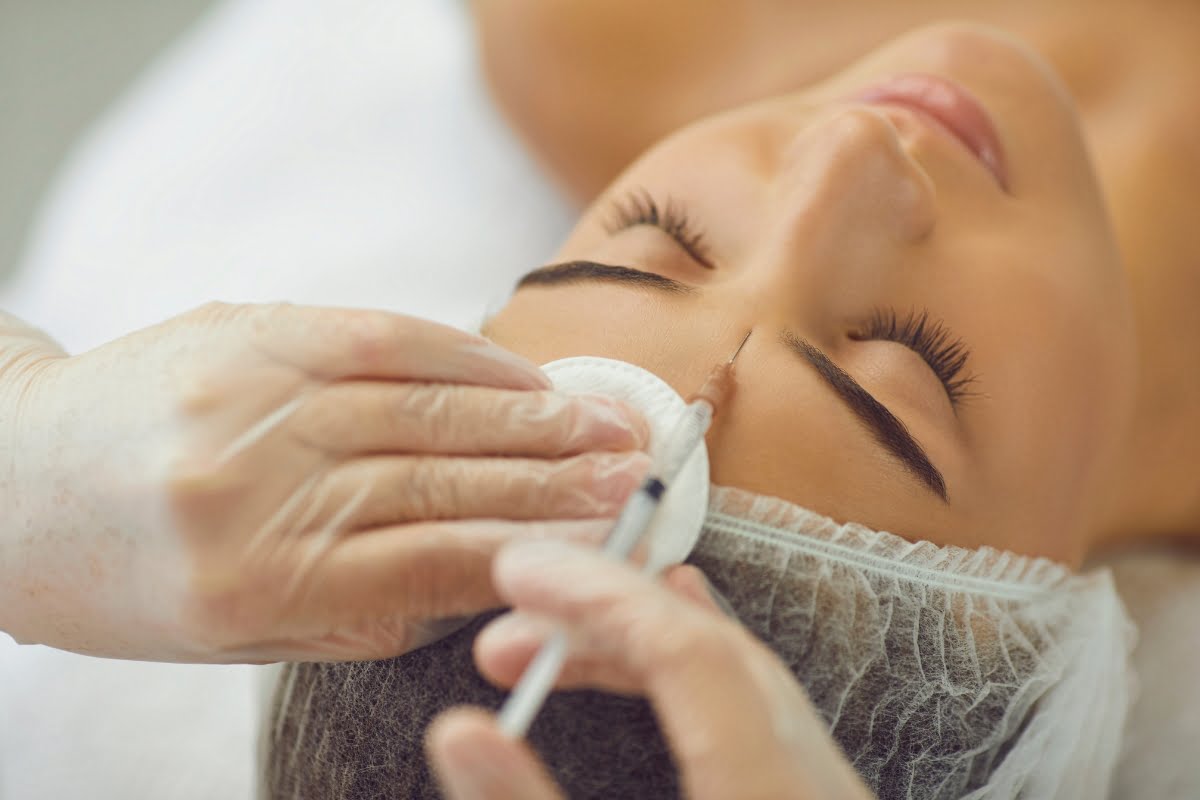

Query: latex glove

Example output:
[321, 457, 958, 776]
[0, 303, 649, 663]
[427, 540, 876, 800]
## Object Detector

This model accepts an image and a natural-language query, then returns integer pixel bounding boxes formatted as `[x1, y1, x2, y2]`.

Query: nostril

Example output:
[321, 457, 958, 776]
[771, 106, 940, 251]
[825, 107, 939, 242]
[897, 161, 938, 242]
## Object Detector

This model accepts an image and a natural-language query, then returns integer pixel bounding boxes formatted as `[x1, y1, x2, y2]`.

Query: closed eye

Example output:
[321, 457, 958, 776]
[605, 188, 716, 269]
[852, 307, 978, 409]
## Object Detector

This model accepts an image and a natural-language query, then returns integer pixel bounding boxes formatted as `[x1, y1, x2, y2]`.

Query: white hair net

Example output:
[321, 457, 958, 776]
[696, 486, 1136, 800]
[262, 484, 1135, 800]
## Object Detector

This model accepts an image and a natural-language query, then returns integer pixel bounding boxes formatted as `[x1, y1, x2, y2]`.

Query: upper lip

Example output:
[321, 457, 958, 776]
[848, 73, 1009, 191]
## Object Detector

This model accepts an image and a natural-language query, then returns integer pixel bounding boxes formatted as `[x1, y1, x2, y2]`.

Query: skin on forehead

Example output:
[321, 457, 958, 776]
[484, 25, 1138, 567]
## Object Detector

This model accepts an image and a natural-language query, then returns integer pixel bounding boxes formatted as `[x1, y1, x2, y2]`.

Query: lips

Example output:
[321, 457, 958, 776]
[850, 73, 1009, 190]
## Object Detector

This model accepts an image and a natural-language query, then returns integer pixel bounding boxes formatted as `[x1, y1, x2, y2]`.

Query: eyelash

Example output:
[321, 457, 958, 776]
[605, 189, 714, 267]
[854, 308, 976, 406]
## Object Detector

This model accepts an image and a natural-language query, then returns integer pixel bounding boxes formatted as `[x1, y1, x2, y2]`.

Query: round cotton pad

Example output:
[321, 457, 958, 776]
[541, 357, 710, 571]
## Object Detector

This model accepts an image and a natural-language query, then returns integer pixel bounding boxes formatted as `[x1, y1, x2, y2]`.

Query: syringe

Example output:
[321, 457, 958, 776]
[496, 331, 752, 739]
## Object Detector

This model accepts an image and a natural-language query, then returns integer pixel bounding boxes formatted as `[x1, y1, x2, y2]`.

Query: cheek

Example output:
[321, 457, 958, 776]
[960, 275, 1134, 555]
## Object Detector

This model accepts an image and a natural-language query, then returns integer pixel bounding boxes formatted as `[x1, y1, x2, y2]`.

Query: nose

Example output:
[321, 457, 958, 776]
[783, 106, 938, 244]
[729, 106, 938, 328]
[792, 104, 940, 235]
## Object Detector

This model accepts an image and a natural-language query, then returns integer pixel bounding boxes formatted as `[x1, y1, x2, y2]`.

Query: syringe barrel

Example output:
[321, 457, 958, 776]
[689, 361, 735, 411]
[601, 482, 665, 561]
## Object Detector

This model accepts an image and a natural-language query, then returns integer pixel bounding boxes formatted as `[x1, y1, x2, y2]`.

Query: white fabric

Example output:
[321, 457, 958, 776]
[543, 357, 710, 571]
[1107, 551, 1200, 799]
[0, 1, 570, 798]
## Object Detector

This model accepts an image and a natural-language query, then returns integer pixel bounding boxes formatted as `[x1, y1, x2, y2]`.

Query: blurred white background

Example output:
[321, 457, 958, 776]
[0, 2, 574, 795]
[0, 0, 214, 283]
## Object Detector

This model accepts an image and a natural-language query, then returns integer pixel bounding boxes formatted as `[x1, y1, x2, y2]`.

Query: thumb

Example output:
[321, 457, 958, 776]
[427, 708, 565, 800]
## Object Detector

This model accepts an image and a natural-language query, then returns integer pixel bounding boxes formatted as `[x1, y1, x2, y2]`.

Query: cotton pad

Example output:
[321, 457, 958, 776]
[541, 357, 710, 572]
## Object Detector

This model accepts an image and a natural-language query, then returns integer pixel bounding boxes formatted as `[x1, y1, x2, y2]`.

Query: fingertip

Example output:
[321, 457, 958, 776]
[662, 565, 710, 600]
[474, 612, 553, 686]
[458, 339, 553, 389]
[663, 566, 739, 621]
[608, 398, 652, 450]
[426, 709, 501, 798]
[427, 707, 564, 800]
[492, 539, 582, 596]
[524, 367, 555, 391]
[573, 395, 652, 452]
[526, 365, 554, 390]
[426, 706, 492, 757]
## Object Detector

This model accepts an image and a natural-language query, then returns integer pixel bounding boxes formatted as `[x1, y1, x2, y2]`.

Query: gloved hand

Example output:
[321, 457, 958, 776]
[427, 540, 876, 800]
[0, 303, 649, 663]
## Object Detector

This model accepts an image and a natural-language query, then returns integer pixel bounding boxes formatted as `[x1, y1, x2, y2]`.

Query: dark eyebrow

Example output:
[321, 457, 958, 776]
[516, 260, 694, 295]
[782, 330, 949, 502]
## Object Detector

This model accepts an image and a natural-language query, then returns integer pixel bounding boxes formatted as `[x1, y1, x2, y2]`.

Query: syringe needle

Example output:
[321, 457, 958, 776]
[728, 329, 753, 365]
[689, 330, 752, 412]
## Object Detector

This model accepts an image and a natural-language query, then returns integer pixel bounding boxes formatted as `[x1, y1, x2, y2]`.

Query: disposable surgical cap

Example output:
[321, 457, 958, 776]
[262, 482, 1134, 799]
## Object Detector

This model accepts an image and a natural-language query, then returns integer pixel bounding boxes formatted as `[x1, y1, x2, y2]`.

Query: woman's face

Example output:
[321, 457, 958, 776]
[485, 24, 1137, 564]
